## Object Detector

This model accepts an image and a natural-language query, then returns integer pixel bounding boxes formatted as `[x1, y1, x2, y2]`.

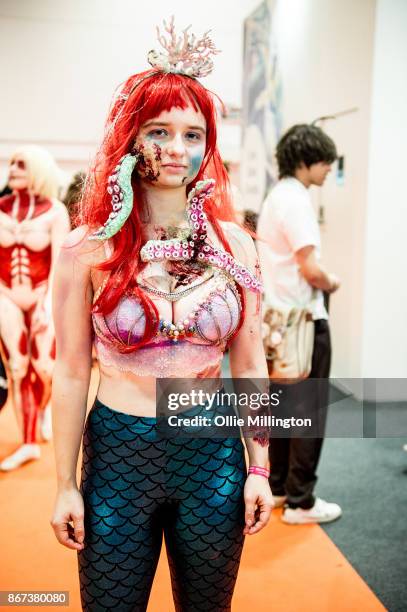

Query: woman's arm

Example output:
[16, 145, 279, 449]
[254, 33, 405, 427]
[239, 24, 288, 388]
[47, 200, 72, 296]
[50, 226, 94, 551]
[223, 222, 274, 535]
[32, 201, 71, 332]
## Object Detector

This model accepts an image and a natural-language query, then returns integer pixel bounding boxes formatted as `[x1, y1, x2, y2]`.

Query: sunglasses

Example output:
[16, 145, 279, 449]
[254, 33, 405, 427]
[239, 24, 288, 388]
[10, 159, 26, 170]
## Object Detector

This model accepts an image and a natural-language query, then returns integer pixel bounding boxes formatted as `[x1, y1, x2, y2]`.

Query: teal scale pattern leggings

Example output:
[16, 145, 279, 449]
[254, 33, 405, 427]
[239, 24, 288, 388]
[78, 399, 246, 611]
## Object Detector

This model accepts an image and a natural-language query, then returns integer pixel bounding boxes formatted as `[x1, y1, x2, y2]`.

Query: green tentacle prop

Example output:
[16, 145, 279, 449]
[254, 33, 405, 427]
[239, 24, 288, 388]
[89, 153, 139, 241]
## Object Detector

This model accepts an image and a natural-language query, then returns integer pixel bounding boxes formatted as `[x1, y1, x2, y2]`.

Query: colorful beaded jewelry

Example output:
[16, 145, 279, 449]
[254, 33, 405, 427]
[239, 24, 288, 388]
[159, 318, 195, 342]
[137, 271, 213, 302]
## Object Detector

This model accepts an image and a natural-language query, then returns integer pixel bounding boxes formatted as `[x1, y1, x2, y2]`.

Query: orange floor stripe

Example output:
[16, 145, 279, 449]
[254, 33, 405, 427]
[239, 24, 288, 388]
[0, 376, 385, 612]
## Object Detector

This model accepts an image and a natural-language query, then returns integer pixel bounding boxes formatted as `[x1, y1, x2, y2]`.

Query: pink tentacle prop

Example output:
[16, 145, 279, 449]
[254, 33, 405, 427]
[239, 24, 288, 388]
[140, 179, 263, 293]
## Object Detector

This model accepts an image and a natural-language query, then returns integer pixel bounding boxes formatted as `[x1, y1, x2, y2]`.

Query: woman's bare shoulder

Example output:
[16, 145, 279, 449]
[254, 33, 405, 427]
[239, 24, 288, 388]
[218, 220, 256, 264]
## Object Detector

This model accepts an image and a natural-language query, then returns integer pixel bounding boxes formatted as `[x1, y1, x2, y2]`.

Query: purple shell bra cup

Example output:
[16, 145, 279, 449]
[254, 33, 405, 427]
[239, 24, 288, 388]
[92, 269, 242, 378]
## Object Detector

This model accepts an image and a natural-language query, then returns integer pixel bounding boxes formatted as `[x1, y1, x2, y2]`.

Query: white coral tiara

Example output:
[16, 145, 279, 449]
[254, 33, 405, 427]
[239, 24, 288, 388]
[147, 16, 220, 78]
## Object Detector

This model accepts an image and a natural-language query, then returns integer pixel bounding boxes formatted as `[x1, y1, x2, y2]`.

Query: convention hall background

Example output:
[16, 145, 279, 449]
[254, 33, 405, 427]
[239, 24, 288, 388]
[0, 1, 406, 611]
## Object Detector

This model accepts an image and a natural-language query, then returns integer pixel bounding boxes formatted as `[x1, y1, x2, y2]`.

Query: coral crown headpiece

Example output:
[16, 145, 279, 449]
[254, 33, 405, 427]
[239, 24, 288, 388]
[147, 16, 221, 78]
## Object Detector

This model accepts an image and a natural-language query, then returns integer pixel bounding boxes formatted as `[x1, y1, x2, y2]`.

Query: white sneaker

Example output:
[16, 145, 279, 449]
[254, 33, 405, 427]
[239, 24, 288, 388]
[272, 495, 287, 508]
[0, 444, 41, 471]
[403, 444, 407, 452]
[282, 497, 342, 525]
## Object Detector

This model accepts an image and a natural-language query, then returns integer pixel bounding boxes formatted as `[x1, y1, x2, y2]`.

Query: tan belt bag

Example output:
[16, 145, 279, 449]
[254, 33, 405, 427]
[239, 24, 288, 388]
[262, 301, 315, 381]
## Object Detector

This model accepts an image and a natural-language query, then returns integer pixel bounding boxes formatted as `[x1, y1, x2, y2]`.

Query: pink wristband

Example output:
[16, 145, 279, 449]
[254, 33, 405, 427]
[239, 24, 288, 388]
[248, 466, 270, 479]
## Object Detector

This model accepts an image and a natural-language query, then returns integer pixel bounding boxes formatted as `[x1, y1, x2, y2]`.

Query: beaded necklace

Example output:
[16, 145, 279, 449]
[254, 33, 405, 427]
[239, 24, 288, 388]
[137, 270, 213, 302]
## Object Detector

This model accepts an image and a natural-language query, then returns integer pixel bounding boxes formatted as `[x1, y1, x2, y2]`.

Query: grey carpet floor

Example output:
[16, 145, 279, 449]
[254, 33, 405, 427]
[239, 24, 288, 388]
[317, 435, 407, 612]
[221, 357, 407, 610]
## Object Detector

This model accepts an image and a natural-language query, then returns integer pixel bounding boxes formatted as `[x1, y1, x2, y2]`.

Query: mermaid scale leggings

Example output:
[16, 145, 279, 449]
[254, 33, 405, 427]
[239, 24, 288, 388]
[78, 399, 246, 612]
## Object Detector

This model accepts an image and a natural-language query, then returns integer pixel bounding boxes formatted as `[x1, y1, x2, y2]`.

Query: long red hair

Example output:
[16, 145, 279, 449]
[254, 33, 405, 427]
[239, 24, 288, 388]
[78, 69, 244, 348]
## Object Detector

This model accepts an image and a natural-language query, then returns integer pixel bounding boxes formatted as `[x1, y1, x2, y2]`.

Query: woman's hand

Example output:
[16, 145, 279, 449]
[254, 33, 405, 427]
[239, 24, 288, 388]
[243, 474, 274, 535]
[50, 487, 85, 551]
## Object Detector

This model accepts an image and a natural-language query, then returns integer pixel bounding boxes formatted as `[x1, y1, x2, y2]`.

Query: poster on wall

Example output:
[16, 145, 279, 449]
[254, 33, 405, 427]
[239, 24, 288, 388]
[241, 0, 283, 214]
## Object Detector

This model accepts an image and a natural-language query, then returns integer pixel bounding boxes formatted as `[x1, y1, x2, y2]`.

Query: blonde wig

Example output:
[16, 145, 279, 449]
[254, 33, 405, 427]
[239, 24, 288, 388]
[10, 145, 63, 199]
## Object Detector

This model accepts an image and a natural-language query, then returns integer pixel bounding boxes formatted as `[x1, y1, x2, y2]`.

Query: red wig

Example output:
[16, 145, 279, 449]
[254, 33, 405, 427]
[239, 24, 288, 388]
[78, 69, 244, 347]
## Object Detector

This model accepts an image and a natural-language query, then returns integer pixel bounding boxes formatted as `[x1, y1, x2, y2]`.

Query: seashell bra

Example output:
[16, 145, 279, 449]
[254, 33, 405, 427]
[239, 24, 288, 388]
[92, 268, 242, 378]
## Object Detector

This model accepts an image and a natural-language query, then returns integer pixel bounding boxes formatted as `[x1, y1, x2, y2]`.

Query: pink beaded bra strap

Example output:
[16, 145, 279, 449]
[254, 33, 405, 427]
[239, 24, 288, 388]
[140, 180, 263, 294]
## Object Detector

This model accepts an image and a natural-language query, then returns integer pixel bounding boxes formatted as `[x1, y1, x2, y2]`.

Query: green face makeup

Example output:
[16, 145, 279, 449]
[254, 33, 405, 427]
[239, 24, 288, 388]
[190, 153, 204, 176]
[181, 152, 204, 184]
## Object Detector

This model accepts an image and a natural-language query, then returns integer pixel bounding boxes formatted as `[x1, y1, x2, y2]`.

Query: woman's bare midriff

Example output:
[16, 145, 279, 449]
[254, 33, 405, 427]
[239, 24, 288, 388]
[96, 361, 222, 417]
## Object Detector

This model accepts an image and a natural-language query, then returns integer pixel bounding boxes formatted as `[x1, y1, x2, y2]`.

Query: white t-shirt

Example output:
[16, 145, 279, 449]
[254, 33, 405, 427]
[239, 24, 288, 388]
[257, 177, 328, 320]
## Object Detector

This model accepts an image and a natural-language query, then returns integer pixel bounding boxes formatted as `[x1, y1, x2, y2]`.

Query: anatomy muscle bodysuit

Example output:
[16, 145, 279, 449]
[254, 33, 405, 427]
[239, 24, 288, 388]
[0, 190, 69, 459]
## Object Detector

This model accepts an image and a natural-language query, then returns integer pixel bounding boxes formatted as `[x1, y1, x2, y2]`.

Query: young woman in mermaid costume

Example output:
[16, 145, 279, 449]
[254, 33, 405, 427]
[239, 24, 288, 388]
[51, 18, 274, 611]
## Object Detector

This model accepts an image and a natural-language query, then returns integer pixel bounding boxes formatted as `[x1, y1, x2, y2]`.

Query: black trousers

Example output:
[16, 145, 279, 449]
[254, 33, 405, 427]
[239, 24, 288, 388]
[268, 319, 331, 509]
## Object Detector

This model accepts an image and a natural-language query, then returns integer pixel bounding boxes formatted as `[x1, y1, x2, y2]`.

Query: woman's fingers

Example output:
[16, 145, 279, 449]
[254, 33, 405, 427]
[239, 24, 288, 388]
[50, 490, 85, 550]
[246, 503, 272, 535]
[243, 496, 273, 535]
[73, 513, 85, 545]
[50, 515, 84, 550]
[244, 499, 256, 534]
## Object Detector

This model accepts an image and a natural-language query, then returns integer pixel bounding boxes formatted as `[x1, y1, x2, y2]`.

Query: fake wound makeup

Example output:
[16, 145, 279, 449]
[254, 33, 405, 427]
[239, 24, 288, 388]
[133, 141, 162, 181]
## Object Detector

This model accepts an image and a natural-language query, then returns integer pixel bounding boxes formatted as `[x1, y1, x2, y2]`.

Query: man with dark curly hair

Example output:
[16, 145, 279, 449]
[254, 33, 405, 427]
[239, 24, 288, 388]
[257, 124, 342, 524]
